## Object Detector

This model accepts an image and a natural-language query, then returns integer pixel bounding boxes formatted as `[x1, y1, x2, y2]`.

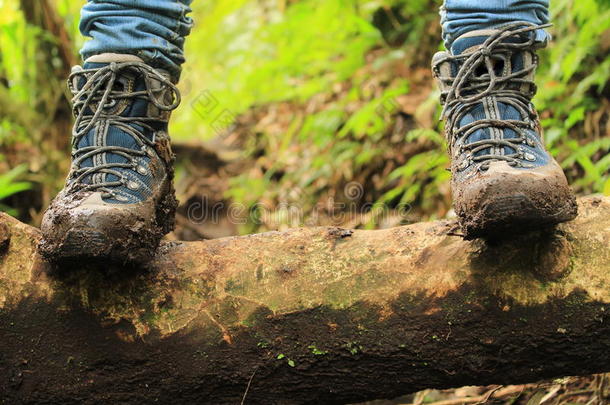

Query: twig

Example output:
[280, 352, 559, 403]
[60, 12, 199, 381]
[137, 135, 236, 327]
[555, 389, 594, 404]
[240, 367, 258, 405]
[401, 385, 526, 405]
[474, 386, 502, 404]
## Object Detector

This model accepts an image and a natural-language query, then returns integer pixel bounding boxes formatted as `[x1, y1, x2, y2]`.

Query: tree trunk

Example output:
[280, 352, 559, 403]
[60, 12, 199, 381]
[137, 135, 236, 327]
[0, 196, 609, 405]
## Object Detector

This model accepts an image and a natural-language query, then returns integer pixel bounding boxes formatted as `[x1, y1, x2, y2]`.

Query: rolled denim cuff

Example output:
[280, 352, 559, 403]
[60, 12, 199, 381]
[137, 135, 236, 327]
[79, 0, 194, 80]
[440, 0, 550, 51]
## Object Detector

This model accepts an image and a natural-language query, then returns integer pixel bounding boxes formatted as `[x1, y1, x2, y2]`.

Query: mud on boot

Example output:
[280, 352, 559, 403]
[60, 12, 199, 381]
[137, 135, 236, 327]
[39, 53, 180, 264]
[432, 23, 577, 239]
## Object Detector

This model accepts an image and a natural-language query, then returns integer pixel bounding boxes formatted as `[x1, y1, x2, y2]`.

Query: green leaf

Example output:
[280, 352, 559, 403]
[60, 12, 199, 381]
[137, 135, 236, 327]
[565, 106, 585, 129]
[0, 181, 30, 200]
[0, 164, 31, 200]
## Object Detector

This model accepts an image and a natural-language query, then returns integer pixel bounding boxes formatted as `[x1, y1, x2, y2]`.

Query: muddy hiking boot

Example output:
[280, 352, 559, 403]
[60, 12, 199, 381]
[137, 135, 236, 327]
[432, 22, 577, 239]
[39, 53, 181, 264]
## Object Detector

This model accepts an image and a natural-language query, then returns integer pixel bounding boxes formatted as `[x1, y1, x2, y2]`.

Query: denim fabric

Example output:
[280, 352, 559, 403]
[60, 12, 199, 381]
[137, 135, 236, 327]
[78, 1, 550, 78]
[440, 0, 550, 50]
[79, 0, 194, 79]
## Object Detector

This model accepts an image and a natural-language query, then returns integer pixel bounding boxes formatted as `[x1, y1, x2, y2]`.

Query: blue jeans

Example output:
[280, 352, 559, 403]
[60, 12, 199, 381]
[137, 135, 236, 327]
[440, 0, 550, 50]
[79, 0, 550, 78]
[80, 0, 194, 79]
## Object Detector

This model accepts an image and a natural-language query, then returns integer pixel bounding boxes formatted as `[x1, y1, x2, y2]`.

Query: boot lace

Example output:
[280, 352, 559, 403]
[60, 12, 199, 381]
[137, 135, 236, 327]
[434, 22, 551, 170]
[68, 62, 180, 197]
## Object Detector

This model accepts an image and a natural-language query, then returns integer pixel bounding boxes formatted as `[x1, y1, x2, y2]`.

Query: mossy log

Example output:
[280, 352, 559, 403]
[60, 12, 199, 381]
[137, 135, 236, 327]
[0, 196, 609, 404]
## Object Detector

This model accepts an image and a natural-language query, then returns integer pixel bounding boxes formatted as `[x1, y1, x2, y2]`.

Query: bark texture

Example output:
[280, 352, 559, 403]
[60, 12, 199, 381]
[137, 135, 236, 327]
[0, 196, 609, 404]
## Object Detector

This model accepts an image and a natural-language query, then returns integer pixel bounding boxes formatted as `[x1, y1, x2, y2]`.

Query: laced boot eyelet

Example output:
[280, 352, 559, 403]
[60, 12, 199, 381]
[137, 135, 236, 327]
[457, 158, 471, 171]
[127, 181, 140, 190]
[143, 146, 156, 158]
[131, 160, 146, 175]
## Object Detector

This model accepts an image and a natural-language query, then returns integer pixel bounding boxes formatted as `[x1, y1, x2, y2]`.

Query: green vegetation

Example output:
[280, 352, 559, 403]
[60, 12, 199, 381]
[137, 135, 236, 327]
[176, 0, 610, 233]
[276, 353, 296, 367]
[0, 164, 30, 215]
[345, 341, 363, 355]
[308, 344, 329, 355]
[0, 0, 81, 222]
[535, 0, 610, 194]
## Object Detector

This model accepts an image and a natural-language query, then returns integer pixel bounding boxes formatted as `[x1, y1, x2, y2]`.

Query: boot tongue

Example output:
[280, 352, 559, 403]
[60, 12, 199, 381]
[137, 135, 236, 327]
[450, 31, 493, 56]
[83, 53, 144, 68]
[451, 28, 539, 56]
[81, 53, 152, 127]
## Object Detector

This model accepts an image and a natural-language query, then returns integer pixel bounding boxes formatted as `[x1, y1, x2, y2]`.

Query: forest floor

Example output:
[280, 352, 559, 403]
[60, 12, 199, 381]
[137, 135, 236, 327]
[358, 374, 609, 405]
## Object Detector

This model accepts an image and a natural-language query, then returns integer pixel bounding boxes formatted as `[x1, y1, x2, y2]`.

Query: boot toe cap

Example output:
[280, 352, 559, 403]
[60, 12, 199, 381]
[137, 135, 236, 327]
[453, 160, 578, 239]
[39, 192, 161, 264]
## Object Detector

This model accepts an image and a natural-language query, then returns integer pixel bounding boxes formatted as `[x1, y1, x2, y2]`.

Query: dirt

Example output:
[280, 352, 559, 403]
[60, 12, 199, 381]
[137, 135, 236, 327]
[451, 161, 578, 240]
[0, 222, 9, 252]
[38, 178, 177, 266]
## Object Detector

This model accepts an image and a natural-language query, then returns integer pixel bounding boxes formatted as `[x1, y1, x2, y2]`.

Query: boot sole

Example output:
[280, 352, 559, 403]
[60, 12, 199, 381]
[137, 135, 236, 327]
[460, 193, 578, 240]
[48, 226, 161, 266]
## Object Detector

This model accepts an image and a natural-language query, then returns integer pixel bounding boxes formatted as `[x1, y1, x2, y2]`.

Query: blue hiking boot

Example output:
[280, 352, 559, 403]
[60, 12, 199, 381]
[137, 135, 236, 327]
[432, 23, 577, 239]
[40, 53, 181, 263]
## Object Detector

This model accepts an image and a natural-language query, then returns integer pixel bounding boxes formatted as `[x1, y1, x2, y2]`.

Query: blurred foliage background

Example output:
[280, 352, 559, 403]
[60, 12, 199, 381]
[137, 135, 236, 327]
[0, 0, 609, 402]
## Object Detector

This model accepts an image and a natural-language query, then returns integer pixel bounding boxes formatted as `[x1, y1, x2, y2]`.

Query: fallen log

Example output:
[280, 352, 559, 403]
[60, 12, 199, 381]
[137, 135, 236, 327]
[0, 196, 609, 404]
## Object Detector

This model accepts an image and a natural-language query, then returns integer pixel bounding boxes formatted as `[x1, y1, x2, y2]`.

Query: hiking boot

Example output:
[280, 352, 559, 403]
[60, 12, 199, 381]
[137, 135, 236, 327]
[39, 53, 181, 264]
[432, 23, 577, 239]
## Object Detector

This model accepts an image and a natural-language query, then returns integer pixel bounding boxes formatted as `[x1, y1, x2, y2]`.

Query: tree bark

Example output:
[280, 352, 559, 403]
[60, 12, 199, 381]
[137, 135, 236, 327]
[0, 196, 609, 405]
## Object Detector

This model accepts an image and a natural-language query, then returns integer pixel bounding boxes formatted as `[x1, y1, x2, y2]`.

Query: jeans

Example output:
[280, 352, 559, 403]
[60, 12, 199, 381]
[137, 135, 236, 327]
[440, 0, 550, 50]
[80, 0, 194, 79]
[79, 0, 550, 78]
